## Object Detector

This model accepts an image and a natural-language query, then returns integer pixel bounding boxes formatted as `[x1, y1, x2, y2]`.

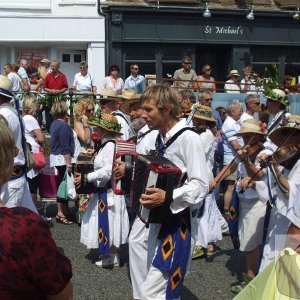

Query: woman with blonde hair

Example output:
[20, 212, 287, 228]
[22, 95, 45, 208]
[50, 101, 80, 224]
[0, 120, 73, 299]
[73, 97, 95, 149]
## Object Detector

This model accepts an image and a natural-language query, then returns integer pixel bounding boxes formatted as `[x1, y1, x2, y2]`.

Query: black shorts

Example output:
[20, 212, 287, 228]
[27, 174, 40, 194]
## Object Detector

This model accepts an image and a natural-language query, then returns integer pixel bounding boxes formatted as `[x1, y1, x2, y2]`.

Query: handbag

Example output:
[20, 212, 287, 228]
[32, 147, 46, 169]
[66, 172, 77, 201]
[57, 173, 67, 200]
[26, 143, 35, 171]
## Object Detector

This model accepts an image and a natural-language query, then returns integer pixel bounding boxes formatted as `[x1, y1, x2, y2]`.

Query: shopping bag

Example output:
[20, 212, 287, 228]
[66, 172, 77, 201]
[57, 173, 67, 200]
[32, 148, 46, 170]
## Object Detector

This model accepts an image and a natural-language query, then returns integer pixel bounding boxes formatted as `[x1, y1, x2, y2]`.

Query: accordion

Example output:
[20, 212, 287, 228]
[131, 154, 182, 224]
[73, 153, 96, 194]
[111, 139, 138, 195]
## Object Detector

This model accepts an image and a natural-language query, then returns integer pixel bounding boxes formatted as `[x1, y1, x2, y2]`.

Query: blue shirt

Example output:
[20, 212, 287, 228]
[124, 75, 146, 93]
[50, 120, 74, 156]
[212, 109, 223, 129]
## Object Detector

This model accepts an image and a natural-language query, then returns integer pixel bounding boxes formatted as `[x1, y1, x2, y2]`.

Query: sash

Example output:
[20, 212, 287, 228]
[228, 188, 240, 249]
[98, 187, 110, 256]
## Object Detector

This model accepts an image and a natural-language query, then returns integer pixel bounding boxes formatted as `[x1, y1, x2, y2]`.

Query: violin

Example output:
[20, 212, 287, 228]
[244, 142, 264, 156]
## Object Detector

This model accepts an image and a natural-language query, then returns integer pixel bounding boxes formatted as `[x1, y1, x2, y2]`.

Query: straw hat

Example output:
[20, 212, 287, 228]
[88, 112, 122, 134]
[0, 75, 14, 99]
[118, 90, 141, 114]
[40, 58, 50, 64]
[189, 104, 216, 123]
[235, 119, 266, 136]
[264, 88, 289, 106]
[268, 115, 300, 146]
[228, 70, 240, 77]
[99, 89, 118, 98]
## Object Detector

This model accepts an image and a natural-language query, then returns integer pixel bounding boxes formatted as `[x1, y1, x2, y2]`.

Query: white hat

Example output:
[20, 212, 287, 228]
[228, 70, 240, 77]
[0, 75, 14, 99]
[40, 58, 50, 64]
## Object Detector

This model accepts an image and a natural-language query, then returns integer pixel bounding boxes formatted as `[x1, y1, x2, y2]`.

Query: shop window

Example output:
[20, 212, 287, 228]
[74, 54, 82, 63]
[124, 62, 156, 78]
[162, 48, 193, 61]
[251, 47, 280, 63]
[125, 48, 155, 61]
[62, 54, 71, 63]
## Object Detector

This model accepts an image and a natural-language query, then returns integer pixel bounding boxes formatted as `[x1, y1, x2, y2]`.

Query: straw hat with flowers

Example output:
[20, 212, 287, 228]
[264, 88, 289, 107]
[235, 119, 266, 136]
[189, 104, 216, 123]
[269, 115, 300, 147]
[88, 112, 122, 134]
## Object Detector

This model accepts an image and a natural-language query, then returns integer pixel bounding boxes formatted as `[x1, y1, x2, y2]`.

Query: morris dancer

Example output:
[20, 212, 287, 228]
[74, 113, 129, 267]
[190, 105, 223, 259]
[139, 84, 209, 299]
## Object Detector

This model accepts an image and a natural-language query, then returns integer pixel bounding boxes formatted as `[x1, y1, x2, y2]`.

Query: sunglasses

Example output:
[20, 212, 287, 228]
[205, 69, 211, 71]
[132, 68, 139, 70]
[111, 69, 119, 72]
[183, 62, 191, 65]
[204, 98, 213, 102]
[80, 67, 87, 70]
[253, 102, 260, 105]
[86, 108, 95, 112]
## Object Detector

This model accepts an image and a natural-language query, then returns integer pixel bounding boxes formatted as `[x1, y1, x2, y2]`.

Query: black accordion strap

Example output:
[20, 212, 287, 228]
[155, 127, 196, 153]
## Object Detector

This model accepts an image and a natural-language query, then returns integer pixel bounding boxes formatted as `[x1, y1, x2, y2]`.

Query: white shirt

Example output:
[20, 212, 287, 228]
[153, 121, 209, 213]
[112, 110, 135, 141]
[101, 76, 124, 95]
[0, 103, 25, 165]
[87, 140, 114, 187]
[222, 115, 243, 165]
[240, 112, 254, 124]
[136, 124, 157, 155]
[287, 159, 300, 228]
[73, 72, 95, 92]
[224, 79, 240, 93]
[199, 129, 215, 180]
[17, 67, 30, 87]
[240, 79, 257, 94]
[8, 72, 22, 92]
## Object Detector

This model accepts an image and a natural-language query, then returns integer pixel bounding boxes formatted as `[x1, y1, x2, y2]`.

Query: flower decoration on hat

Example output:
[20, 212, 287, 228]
[88, 111, 122, 134]
[190, 104, 216, 123]
[264, 88, 289, 106]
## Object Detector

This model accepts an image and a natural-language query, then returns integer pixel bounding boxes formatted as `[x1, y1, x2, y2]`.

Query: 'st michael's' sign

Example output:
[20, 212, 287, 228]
[204, 25, 244, 35]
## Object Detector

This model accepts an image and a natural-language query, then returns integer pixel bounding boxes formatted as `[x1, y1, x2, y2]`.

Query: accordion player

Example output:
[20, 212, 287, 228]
[111, 139, 138, 195]
[131, 154, 182, 224]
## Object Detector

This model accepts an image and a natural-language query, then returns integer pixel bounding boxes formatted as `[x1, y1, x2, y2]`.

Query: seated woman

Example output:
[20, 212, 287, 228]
[74, 113, 129, 268]
[0, 119, 73, 300]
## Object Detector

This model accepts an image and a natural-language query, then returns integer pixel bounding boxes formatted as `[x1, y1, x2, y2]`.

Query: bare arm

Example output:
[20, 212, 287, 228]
[231, 139, 242, 151]
[21, 79, 30, 92]
[47, 281, 73, 300]
[33, 128, 45, 144]
[74, 118, 91, 144]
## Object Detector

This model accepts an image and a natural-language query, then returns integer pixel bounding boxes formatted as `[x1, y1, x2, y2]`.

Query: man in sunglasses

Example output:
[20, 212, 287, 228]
[124, 64, 146, 94]
[240, 94, 261, 124]
[173, 56, 197, 91]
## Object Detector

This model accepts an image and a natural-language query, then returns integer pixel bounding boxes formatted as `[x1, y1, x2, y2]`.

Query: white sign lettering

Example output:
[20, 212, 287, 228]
[204, 25, 244, 35]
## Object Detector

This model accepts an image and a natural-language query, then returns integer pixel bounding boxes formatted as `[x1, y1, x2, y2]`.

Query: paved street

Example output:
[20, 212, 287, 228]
[47, 203, 246, 300]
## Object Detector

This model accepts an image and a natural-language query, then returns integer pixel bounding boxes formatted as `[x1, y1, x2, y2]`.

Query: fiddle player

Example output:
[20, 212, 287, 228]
[138, 84, 209, 299]
[211, 119, 268, 294]
[189, 105, 223, 259]
[240, 115, 300, 271]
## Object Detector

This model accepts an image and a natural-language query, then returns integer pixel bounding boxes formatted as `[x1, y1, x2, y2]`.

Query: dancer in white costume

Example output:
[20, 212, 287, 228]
[74, 113, 129, 267]
[190, 104, 222, 259]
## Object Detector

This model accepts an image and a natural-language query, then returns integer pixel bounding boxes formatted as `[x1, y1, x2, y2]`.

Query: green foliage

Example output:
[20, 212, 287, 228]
[262, 65, 280, 94]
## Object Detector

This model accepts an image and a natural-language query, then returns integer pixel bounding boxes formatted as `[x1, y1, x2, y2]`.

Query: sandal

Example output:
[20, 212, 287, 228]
[56, 215, 74, 225]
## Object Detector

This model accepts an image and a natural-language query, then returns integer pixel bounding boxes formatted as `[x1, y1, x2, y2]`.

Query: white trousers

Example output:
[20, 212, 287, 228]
[1, 175, 37, 213]
[129, 217, 149, 299]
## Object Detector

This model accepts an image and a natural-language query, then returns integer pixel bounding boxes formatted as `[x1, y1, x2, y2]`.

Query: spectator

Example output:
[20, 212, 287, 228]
[216, 106, 227, 123]
[196, 64, 216, 92]
[240, 66, 257, 94]
[224, 70, 240, 93]
[0, 119, 73, 300]
[73, 97, 95, 149]
[17, 59, 31, 92]
[22, 96, 45, 209]
[101, 64, 124, 95]
[173, 56, 197, 91]
[3, 63, 22, 93]
[34, 58, 51, 92]
[49, 101, 80, 225]
[283, 75, 296, 94]
[240, 94, 261, 123]
[124, 63, 146, 93]
[43, 59, 68, 132]
[0, 75, 36, 212]
[71, 61, 97, 97]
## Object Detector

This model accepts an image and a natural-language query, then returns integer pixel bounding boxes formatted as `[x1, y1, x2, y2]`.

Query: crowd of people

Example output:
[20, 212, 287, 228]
[0, 55, 299, 299]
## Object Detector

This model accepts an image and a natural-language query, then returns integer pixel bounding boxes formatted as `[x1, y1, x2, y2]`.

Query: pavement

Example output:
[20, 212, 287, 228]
[45, 202, 246, 300]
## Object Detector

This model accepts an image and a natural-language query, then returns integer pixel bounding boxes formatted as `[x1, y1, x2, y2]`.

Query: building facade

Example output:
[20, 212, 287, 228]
[0, 0, 105, 88]
[102, 0, 300, 90]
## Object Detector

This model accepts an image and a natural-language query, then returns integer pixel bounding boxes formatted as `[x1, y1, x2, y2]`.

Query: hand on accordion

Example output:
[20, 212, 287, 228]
[113, 161, 126, 180]
[140, 187, 166, 209]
